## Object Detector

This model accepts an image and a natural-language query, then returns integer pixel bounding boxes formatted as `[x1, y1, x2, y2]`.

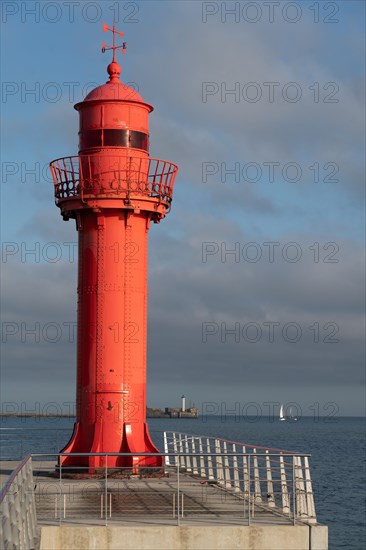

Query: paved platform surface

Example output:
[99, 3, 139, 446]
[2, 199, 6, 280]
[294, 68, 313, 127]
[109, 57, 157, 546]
[2, 460, 328, 549]
[25, 461, 293, 527]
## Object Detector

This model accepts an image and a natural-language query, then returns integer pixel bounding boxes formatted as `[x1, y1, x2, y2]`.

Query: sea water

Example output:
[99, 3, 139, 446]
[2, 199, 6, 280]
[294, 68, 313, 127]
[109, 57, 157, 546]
[1, 415, 365, 549]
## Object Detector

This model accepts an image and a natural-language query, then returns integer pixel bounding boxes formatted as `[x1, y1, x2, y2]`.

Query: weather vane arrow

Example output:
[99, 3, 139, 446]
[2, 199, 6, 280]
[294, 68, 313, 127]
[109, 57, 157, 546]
[102, 22, 127, 61]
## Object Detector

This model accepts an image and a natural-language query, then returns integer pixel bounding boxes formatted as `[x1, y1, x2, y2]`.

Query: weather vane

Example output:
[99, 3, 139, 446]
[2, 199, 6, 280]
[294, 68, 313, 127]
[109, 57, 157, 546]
[102, 22, 127, 62]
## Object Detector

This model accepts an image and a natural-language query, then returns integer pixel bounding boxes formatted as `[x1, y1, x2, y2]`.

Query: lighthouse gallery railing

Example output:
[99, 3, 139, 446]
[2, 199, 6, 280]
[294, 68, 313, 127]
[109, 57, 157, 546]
[50, 155, 178, 204]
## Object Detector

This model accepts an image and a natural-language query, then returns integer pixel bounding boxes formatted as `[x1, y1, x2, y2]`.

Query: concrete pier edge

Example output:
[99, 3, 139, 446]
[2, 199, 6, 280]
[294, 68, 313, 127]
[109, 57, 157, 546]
[40, 524, 328, 550]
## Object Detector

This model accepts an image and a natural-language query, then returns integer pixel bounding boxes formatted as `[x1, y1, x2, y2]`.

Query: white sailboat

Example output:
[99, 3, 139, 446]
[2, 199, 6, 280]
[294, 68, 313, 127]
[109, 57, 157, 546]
[288, 406, 298, 422]
[279, 404, 298, 422]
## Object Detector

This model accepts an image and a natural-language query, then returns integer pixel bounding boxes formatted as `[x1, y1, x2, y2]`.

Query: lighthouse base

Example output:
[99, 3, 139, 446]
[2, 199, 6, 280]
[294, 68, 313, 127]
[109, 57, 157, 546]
[58, 422, 162, 472]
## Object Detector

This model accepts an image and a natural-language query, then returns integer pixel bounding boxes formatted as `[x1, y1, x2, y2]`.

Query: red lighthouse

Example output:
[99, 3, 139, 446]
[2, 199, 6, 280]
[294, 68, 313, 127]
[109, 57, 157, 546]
[50, 25, 178, 469]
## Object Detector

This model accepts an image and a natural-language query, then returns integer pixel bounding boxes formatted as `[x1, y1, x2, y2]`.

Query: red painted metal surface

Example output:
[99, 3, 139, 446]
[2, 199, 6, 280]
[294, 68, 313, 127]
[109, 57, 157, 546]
[49, 27, 178, 470]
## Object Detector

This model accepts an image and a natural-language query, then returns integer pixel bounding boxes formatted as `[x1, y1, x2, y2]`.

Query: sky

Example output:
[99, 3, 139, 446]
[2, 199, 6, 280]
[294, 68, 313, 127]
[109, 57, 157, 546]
[1, 0, 365, 418]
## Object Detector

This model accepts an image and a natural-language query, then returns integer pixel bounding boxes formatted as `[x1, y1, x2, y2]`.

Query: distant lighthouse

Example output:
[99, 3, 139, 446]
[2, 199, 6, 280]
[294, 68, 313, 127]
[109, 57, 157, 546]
[181, 395, 186, 413]
[49, 24, 178, 470]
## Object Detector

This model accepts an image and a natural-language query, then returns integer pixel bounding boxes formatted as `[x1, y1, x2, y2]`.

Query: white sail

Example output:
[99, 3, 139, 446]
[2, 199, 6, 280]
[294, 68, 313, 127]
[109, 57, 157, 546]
[288, 406, 298, 421]
[279, 404, 285, 421]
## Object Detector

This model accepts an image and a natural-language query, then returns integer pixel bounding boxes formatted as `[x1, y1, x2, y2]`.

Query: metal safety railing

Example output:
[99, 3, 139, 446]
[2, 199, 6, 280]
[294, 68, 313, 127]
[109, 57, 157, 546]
[0, 456, 38, 550]
[31, 452, 302, 526]
[164, 431, 317, 524]
[30, 451, 315, 527]
[0, 431, 318, 548]
[49, 155, 178, 204]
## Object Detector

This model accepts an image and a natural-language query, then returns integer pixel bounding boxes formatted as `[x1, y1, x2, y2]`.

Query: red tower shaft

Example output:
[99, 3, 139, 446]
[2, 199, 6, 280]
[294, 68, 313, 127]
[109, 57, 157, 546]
[49, 33, 178, 469]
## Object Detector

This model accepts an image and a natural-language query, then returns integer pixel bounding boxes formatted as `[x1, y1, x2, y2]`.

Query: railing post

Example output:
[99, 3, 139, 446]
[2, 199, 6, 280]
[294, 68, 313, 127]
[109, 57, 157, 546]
[59, 455, 62, 526]
[178, 433, 185, 470]
[2, 494, 12, 549]
[223, 441, 231, 489]
[295, 456, 307, 519]
[243, 446, 249, 497]
[198, 438, 206, 478]
[29, 459, 38, 541]
[191, 437, 198, 475]
[163, 432, 169, 467]
[28, 459, 37, 545]
[265, 450, 275, 507]
[248, 454, 251, 525]
[215, 439, 224, 486]
[105, 454, 108, 526]
[253, 449, 262, 503]
[173, 432, 178, 467]
[292, 456, 296, 525]
[12, 474, 22, 548]
[304, 456, 317, 523]
[25, 461, 35, 545]
[185, 435, 192, 473]
[12, 484, 20, 547]
[232, 444, 240, 493]
[280, 453, 290, 515]
[177, 460, 180, 526]
[206, 439, 214, 481]
[19, 466, 29, 549]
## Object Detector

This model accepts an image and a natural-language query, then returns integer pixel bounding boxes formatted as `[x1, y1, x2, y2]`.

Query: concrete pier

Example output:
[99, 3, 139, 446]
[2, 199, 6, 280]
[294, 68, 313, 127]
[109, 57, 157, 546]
[39, 525, 327, 550]
[28, 460, 327, 549]
[1, 446, 328, 550]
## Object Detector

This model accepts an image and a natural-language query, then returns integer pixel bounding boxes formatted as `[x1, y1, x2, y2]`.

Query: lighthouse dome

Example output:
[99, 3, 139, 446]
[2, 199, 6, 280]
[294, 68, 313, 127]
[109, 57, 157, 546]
[81, 60, 144, 103]
[83, 80, 144, 103]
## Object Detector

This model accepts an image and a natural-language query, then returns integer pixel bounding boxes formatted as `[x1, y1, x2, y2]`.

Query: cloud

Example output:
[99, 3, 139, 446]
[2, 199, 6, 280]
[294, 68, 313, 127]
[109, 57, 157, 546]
[2, 215, 363, 404]
[1, 2, 364, 414]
